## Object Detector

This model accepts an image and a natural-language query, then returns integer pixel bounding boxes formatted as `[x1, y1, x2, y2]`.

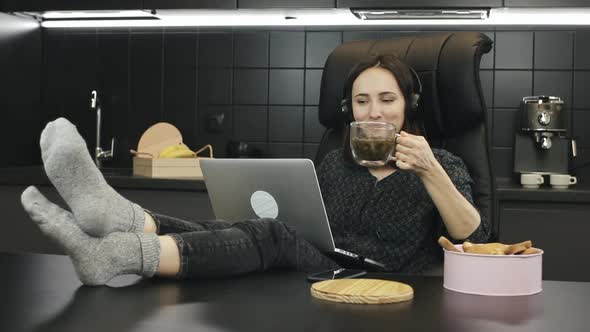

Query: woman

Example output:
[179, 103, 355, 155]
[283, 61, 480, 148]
[21, 54, 489, 286]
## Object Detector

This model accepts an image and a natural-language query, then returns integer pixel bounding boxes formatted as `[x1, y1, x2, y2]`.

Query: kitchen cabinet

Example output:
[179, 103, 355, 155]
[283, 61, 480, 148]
[337, 0, 503, 8]
[143, 0, 237, 10]
[238, 0, 335, 8]
[498, 201, 590, 282]
[2, 0, 143, 12]
[504, 0, 590, 7]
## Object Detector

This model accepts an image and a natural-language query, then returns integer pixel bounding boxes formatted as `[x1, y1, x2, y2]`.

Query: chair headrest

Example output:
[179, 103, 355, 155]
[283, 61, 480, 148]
[318, 32, 492, 140]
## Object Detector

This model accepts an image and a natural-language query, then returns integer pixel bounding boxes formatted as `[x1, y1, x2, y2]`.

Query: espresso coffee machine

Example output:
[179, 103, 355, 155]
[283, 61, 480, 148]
[513, 96, 576, 175]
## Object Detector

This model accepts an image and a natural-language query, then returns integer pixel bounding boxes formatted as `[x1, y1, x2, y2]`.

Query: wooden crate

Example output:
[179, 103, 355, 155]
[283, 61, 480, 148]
[132, 156, 211, 179]
[130, 122, 214, 179]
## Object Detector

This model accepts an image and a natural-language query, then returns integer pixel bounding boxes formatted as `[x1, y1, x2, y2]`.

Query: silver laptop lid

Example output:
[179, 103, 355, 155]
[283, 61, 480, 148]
[200, 158, 336, 252]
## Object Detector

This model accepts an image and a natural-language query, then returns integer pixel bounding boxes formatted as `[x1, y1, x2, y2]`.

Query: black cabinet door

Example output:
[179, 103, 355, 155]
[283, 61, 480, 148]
[499, 201, 590, 282]
[238, 0, 335, 8]
[337, 0, 503, 8]
[3, 0, 142, 12]
[143, 0, 237, 10]
[504, 0, 590, 6]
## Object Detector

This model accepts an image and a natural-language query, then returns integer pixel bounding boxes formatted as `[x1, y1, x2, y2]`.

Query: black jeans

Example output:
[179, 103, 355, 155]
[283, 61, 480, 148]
[147, 211, 340, 279]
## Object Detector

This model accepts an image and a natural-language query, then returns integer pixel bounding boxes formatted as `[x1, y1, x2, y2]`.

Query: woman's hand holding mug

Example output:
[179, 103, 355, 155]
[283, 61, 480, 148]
[394, 131, 438, 176]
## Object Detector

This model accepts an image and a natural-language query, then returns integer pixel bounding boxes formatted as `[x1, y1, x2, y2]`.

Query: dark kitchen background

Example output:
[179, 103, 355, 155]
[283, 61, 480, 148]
[2, 12, 590, 182]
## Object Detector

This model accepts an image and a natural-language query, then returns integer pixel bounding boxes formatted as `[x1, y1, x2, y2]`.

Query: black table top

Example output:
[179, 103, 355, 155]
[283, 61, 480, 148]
[2, 253, 589, 332]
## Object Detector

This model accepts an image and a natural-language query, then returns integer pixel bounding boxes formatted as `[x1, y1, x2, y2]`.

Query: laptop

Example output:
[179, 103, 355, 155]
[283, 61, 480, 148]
[200, 158, 386, 271]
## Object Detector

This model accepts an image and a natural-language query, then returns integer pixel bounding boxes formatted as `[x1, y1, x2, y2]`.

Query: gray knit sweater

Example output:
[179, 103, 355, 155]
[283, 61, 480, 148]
[317, 148, 490, 273]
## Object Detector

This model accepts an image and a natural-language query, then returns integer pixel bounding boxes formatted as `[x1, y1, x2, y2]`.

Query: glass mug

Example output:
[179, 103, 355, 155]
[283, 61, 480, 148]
[350, 121, 400, 167]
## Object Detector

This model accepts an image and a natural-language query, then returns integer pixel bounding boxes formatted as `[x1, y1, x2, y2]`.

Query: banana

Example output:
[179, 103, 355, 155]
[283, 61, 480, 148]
[158, 143, 196, 158]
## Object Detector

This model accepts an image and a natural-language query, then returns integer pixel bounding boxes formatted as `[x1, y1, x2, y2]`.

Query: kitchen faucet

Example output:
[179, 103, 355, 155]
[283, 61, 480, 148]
[90, 90, 115, 168]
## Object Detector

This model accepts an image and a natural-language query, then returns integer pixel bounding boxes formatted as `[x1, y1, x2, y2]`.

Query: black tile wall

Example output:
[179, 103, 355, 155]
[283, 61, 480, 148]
[198, 69, 233, 105]
[493, 147, 514, 178]
[487, 108, 493, 145]
[42, 29, 66, 123]
[479, 32, 495, 70]
[534, 31, 573, 70]
[163, 67, 197, 144]
[269, 69, 304, 105]
[0, 13, 42, 167]
[380, 31, 414, 40]
[268, 143, 302, 158]
[574, 71, 590, 109]
[495, 32, 534, 70]
[303, 144, 320, 161]
[130, 33, 163, 141]
[534, 71, 573, 125]
[305, 70, 323, 105]
[38, 27, 590, 180]
[198, 32, 233, 67]
[305, 32, 342, 68]
[573, 111, 590, 148]
[573, 148, 590, 181]
[164, 33, 197, 67]
[269, 106, 303, 142]
[270, 31, 304, 68]
[494, 71, 533, 108]
[479, 70, 494, 109]
[493, 109, 519, 148]
[61, 33, 98, 138]
[343, 31, 381, 43]
[163, 33, 198, 145]
[234, 69, 268, 104]
[574, 31, 590, 70]
[233, 105, 268, 142]
[304, 106, 325, 143]
[97, 33, 131, 162]
[198, 105, 233, 155]
[234, 31, 269, 68]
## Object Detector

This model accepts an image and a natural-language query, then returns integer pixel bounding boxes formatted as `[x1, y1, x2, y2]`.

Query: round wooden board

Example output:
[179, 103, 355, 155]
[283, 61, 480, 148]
[136, 122, 183, 158]
[310, 279, 413, 304]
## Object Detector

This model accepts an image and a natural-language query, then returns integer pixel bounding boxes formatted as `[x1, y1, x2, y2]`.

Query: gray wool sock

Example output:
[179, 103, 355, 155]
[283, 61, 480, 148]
[21, 186, 161, 286]
[40, 117, 145, 237]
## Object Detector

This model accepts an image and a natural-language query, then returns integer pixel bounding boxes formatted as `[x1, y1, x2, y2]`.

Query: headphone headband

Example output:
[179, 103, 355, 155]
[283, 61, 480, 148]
[408, 66, 423, 96]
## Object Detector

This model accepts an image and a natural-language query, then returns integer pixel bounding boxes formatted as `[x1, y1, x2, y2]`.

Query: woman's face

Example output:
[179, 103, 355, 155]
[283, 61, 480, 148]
[351, 66, 406, 132]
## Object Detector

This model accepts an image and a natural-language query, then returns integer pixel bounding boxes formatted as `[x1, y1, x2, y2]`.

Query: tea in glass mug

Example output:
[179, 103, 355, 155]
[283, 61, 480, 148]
[350, 121, 399, 167]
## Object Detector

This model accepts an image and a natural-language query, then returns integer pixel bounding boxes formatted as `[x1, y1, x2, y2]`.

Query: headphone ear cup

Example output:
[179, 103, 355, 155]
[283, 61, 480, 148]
[341, 99, 348, 113]
[411, 93, 420, 110]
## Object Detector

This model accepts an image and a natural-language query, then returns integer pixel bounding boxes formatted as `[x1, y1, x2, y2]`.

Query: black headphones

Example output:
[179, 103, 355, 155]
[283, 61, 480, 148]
[341, 65, 423, 115]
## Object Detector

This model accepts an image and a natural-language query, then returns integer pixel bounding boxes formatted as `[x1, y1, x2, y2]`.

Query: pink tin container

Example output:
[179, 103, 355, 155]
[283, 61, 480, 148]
[443, 245, 543, 296]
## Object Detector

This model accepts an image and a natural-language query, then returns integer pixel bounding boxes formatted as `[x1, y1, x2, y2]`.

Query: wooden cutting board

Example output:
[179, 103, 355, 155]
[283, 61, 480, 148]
[310, 279, 413, 304]
[136, 122, 183, 158]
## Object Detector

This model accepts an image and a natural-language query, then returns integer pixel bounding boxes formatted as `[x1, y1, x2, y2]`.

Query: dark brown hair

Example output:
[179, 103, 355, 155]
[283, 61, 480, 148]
[341, 54, 425, 165]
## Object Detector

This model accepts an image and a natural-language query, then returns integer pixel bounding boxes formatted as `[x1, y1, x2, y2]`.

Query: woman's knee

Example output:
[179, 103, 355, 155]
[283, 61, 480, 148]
[234, 218, 296, 243]
[234, 218, 297, 262]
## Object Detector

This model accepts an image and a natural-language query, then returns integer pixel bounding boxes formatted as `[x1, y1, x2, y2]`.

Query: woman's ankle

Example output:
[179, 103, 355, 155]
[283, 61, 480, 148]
[143, 211, 158, 234]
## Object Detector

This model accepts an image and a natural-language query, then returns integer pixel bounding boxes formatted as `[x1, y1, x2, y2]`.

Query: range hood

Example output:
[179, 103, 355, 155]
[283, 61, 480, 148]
[29, 7, 590, 28]
[352, 9, 488, 20]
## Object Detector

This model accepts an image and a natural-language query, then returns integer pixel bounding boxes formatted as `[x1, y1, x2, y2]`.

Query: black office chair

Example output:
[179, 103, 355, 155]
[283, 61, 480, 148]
[315, 32, 497, 241]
